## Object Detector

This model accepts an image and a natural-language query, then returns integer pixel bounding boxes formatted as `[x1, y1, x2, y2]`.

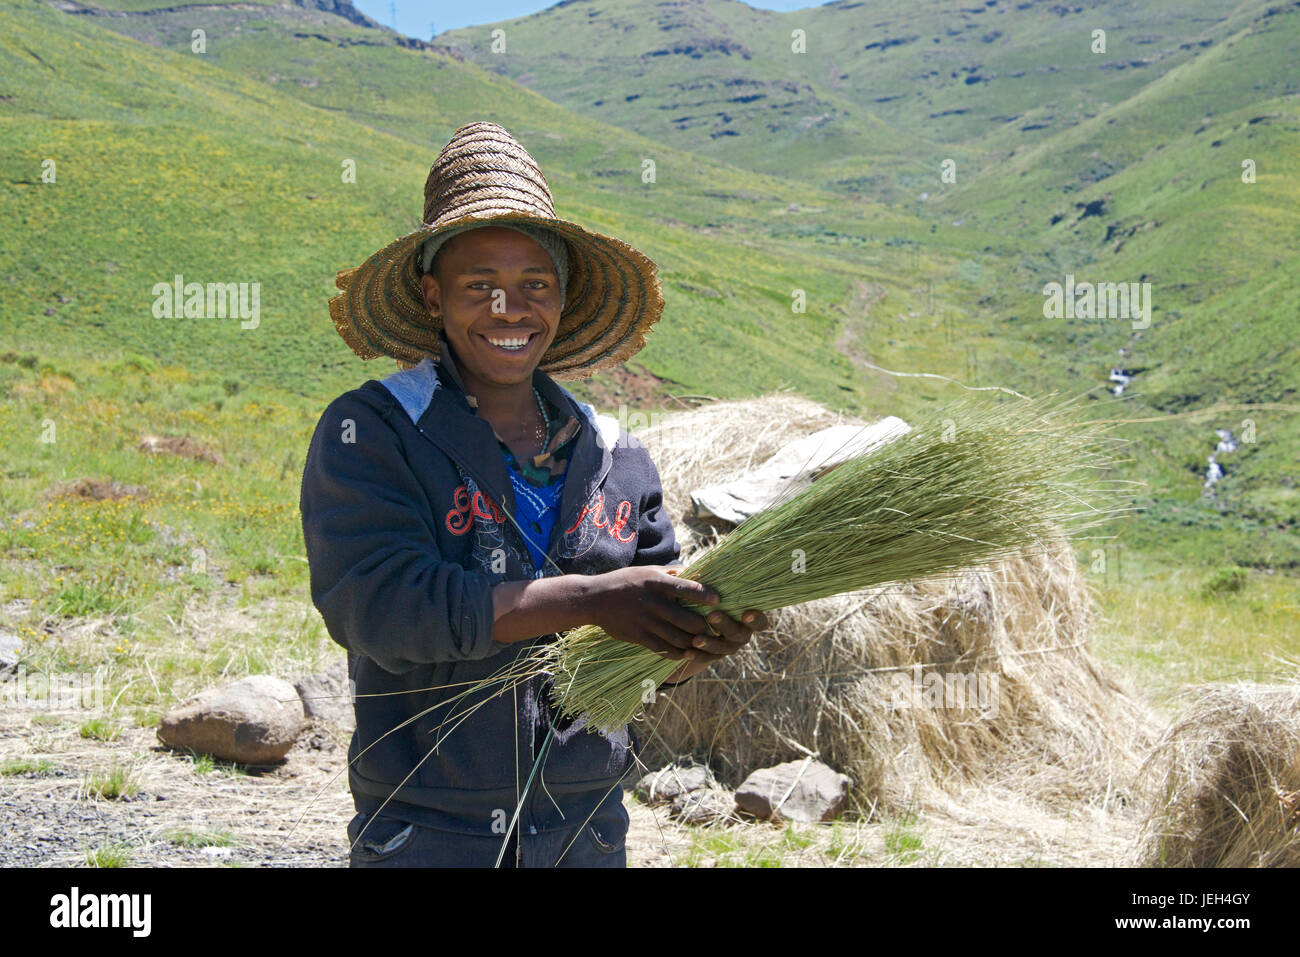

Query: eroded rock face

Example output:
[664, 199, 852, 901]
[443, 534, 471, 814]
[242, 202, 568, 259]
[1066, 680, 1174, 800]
[734, 759, 852, 823]
[158, 675, 305, 765]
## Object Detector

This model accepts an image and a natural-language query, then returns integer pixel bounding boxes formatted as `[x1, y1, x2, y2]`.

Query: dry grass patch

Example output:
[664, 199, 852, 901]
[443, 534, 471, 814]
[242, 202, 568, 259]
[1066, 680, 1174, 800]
[137, 433, 223, 465]
[1138, 681, 1300, 867]
[46, 477, 150, 502]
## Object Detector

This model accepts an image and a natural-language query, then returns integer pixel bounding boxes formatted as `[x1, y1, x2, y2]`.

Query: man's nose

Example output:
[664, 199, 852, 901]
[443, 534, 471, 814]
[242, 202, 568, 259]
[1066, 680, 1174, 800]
[493, 286, 529, 320]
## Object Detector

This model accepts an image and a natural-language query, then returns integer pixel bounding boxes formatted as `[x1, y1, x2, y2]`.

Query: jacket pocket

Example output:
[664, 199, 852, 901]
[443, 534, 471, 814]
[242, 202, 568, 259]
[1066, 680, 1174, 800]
[584, 797, 629, 856]
[410, 646, 531, 796]
[348, 813, 417, 865]
[585, 823, 623, 855]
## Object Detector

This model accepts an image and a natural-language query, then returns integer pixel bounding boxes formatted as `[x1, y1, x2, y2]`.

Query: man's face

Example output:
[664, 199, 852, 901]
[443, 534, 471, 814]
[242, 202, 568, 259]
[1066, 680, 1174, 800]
[419, 226, 563, 392]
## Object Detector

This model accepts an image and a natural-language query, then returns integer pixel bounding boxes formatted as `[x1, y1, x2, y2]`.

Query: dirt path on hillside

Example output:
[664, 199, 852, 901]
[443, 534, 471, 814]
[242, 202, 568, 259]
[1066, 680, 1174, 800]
[833, 278, 887, 371]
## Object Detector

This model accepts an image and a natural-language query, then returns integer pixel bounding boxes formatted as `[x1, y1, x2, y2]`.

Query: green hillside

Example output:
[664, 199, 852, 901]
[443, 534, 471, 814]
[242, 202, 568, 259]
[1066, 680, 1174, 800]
[0, 0, 1296, 723]
[2, 0, 937, 403]
[0, 0, 1020, 571]
[934, 7, 1300, 564]
[434, 0, 1290, 194]
[429, 0, 1299, 566]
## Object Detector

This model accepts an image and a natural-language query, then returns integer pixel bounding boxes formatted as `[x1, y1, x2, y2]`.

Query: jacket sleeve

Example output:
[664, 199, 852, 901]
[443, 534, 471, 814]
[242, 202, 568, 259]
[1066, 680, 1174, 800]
[299, 391, 507, 674]
[628, 441, 681, 568]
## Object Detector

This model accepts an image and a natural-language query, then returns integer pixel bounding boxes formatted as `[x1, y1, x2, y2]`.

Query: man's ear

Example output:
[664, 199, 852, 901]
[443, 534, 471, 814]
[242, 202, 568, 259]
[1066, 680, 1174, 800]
[419, 272, 441, 317]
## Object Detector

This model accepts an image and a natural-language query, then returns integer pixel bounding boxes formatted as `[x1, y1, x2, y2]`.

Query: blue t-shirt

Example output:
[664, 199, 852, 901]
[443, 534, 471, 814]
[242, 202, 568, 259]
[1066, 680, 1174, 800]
[495, 390, 577, 575]
[505, 461, 566, 574]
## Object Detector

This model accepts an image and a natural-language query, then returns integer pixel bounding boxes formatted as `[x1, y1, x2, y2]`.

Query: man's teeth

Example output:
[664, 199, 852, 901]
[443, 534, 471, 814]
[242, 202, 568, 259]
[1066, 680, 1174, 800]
[486, 334, 533, 350]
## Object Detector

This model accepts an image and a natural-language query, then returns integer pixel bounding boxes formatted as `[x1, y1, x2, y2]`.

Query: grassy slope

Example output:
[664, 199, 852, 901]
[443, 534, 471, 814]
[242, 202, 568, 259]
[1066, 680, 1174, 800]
[934, 6, 1300, 566]
[434, 0, 1258, 193]
[433, 0, 1300, 567]
[0, 2, 854, 400]
[1, 0, 1295, 725]
[8, 0, 1048, 409]
[0, 0, 1008, 645]
[84, 0, 278, 7]
[435, 0, 927, 189]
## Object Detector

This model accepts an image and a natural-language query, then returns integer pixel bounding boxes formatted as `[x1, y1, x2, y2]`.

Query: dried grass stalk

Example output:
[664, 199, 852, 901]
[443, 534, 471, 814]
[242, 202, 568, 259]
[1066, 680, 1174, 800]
[639, 540, 1159, 817]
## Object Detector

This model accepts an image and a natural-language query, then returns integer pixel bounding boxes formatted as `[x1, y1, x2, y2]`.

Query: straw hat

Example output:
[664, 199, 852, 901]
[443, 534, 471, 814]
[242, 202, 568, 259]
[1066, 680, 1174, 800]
[328, 121, 666, 379]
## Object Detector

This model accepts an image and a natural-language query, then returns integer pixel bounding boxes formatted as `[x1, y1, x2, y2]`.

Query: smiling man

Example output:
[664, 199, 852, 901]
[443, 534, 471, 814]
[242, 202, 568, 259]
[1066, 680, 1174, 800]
[300, 121, 768, 868]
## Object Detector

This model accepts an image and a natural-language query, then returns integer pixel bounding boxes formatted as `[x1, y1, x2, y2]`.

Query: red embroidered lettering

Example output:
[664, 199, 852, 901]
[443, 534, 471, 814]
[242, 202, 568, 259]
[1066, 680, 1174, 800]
[564, 494, 609, 535]
[471, 491, 505, 524]
[610, 499, 636, 543]
[445, 485, 472, 535]
[565, 494, 637, 543]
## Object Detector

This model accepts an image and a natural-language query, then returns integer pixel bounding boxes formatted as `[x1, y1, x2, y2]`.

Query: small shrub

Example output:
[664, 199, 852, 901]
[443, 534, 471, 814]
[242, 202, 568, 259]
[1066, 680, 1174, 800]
[1203, 566, 1248, 596]
[84, 765, 138, 800]
[79, 718, 119, 742]
[188, 751, 215, 775]
[884, 814, 924, 861]
[1, 758, 55, 776]
[782, 823, 814, 849]
[86, 841, 132, 868]
[164, 827, 237, 848]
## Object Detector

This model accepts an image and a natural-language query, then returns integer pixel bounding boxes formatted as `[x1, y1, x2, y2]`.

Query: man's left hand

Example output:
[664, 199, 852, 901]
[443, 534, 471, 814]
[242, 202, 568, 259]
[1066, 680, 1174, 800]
[661, 565, 769, 683]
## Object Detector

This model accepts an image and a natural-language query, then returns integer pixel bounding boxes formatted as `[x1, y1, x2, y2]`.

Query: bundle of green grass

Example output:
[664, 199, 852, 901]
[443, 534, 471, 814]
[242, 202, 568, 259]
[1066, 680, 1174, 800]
[533, 395, 1127, 735]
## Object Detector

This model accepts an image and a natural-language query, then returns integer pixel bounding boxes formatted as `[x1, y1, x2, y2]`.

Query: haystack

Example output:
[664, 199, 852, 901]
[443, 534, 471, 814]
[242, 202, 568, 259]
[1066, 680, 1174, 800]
[633, 394, 1158, 816]
[1137, 682, 1300, 867]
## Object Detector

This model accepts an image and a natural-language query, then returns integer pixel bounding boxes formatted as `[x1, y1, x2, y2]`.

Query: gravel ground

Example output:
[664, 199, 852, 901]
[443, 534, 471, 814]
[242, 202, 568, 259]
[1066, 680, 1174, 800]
[0, 704, 354, 868]
[0, 700, 1134, 867]
[0, 699, 692, 868]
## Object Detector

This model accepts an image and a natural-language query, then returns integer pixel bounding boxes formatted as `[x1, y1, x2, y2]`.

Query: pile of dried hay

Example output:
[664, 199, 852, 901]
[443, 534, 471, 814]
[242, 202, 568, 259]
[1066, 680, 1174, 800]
[633, 394, 1158, 816]
[1136, 682, 1300, 867]
[641, 392, 848, 552]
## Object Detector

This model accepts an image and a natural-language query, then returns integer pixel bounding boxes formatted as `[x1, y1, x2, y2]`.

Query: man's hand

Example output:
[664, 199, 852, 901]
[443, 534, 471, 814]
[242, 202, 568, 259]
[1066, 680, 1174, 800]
[659, 567, 768, 684]
[492, 565, 768, 654]
[586, 565, 767, 662]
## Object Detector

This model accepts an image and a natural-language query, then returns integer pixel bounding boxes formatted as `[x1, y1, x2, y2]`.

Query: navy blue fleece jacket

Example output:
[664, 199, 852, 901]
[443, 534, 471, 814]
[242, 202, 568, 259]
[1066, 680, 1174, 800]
[299, 343, 681, 834]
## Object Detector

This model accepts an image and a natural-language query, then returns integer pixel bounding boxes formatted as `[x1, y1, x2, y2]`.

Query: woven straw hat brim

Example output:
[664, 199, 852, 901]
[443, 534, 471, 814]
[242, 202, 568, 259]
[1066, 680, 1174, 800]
[328, 212, 665, 381]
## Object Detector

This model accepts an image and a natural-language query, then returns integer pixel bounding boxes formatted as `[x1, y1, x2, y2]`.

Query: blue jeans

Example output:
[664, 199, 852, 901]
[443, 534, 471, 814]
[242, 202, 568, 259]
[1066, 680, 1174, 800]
[346, 792, 629, 868]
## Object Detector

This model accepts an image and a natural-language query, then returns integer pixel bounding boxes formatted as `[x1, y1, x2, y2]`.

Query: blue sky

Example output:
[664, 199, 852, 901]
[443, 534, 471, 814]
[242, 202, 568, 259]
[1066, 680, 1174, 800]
[353, 0, 832, 40]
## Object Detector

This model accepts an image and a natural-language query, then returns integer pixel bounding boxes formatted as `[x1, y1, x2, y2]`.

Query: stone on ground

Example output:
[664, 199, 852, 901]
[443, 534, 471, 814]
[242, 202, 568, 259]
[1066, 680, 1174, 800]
[157, 675, 305, 764]
[734, 759, 852, 823]
[294, 660, 354, 732]
[671, 788, 736, 826]
[634, 764, 718, 805]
